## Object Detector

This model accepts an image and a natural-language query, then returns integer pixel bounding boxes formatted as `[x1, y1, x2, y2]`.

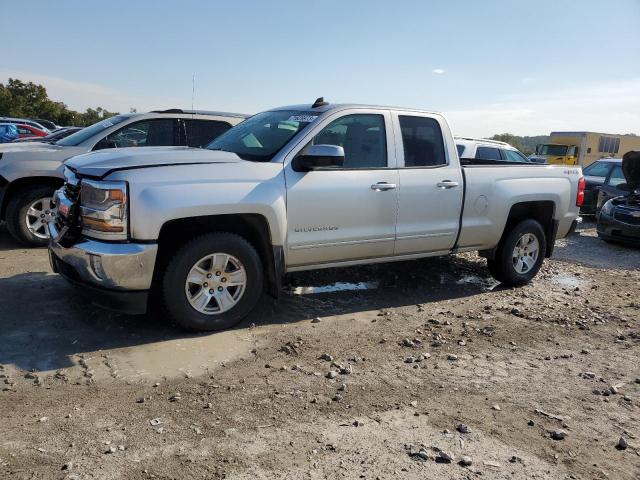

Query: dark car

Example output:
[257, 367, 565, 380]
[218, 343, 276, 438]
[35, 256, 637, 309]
[596, 151, 640, 247]
[29, 118, 59, 131]
[12, 126, 83, 143]
[594, 160, 629, 211]
[580, 158, 623, 214]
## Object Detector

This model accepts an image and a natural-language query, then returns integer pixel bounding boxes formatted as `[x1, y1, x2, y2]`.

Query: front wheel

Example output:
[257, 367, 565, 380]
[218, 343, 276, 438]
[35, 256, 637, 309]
[161, 232, 264, 332]
[487, 219, 546, 286]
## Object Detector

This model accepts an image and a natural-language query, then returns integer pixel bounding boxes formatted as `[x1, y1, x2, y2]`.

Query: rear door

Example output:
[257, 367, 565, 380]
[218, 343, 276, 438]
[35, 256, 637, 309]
[184, 119, 232, 148]
[392, 112, 463, 255]
[284, 109, 399, 267]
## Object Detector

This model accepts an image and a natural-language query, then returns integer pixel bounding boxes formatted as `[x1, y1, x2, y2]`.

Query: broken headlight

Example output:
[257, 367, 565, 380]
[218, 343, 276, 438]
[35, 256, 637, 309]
[80, 179, 128, 240]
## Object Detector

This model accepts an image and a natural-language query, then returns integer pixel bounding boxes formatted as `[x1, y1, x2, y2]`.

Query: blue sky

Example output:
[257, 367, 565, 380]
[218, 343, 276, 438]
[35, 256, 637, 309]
[2, 0, 639, 135]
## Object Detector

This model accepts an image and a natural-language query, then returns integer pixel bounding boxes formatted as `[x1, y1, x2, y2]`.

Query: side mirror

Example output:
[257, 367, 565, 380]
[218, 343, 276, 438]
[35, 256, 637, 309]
[292, 144, 345, 172]
[535, 145, 540, 154]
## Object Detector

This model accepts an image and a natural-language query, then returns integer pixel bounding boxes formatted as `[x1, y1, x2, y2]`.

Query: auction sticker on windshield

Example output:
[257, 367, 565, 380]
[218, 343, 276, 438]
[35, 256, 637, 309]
[287, 115, 318, 123]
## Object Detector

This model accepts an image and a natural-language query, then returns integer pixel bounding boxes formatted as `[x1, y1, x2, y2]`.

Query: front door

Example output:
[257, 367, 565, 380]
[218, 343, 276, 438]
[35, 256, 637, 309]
[284, 110, 398, 268]
[392, 112, 463, 255]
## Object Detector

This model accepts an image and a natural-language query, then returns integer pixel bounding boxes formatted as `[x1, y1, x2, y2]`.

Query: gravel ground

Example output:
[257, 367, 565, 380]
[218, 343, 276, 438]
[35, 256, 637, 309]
[0, 220, 639, 479]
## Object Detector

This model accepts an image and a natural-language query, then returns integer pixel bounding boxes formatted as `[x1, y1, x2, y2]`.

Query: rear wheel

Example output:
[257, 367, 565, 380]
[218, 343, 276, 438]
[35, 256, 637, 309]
[487, 219, 546, 286]
[6, 185, 58, 247]
[161, 232, 263, 332]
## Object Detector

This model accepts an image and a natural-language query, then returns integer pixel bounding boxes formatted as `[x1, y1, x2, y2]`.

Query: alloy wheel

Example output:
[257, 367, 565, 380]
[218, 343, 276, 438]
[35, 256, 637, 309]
[25, 197, 56, 239]
[184, 253, 247, 315]
[512, 233, 540, 274]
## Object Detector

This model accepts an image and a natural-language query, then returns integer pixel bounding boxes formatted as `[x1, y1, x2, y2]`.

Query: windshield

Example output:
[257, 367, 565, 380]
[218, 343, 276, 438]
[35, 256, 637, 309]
[56, 115, 130, 146]
[538, 144, 568, 156]
[206, 110, 319, 161]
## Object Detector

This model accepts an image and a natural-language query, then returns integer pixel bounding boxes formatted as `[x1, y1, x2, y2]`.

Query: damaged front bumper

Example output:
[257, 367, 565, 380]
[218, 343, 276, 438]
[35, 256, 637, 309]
[596, 211, 640, 247]
[47, 221, 158, 314]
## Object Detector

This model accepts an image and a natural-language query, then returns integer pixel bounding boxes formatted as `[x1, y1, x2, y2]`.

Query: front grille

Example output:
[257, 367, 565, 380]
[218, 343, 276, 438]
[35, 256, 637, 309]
[614, 208, 640, 226]
[63, 168, 81, 202]
[52, 169, 83, 243]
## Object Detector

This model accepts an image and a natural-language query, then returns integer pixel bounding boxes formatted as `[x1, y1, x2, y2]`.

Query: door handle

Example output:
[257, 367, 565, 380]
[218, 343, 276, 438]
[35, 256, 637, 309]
[437, 180, 459, 189]
[371, 182, 397, 191]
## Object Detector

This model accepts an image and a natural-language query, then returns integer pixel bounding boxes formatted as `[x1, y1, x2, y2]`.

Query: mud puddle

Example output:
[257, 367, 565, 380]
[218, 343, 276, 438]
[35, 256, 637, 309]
[287, 281, 379, 295]
[95, 330, 254, 381]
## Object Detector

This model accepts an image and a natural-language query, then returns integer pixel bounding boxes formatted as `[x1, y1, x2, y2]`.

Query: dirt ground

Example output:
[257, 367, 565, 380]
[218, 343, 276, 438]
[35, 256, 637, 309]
[0, 220, 639, 480]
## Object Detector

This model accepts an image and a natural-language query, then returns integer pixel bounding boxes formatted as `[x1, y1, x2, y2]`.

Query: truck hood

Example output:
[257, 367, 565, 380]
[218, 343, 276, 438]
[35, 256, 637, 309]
[0, 141, 67, 153]
[66, 146, 244, 178]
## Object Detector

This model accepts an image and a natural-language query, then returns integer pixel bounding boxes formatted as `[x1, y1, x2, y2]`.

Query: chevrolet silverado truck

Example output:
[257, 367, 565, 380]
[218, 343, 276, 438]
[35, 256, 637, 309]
[0, 109, 246, 246]
[48, 99, 584, 332]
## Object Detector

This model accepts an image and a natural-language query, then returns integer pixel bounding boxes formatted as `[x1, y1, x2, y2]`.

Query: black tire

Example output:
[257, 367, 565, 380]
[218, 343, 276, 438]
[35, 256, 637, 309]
[161, 232, 263, 332]
[487, 219, 546, 286]
[6, 185, 57, 247]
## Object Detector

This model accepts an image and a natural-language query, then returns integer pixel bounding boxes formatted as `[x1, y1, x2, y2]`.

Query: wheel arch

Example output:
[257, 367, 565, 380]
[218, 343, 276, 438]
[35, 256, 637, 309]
[153, 213, 283, 298]
[480, 200, 557, 260]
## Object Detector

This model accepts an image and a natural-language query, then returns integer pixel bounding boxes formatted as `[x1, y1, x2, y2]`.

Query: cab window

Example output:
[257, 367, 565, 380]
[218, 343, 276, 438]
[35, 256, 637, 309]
[95, 119, 180, 150]
[399, 116, 446, 167]
[184, 119, 232, 148]
[502, 149, 529, 163]
[307, 114, 387, 168]
[476, 146, 502, 161]
[583, 161, 612, 178]
[607, 166, 626, 187]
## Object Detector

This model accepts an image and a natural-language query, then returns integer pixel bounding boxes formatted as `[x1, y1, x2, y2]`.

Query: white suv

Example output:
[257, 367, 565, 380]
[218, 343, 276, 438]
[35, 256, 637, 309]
[455, 137, 531, 163]
[0, 109, 247, 246]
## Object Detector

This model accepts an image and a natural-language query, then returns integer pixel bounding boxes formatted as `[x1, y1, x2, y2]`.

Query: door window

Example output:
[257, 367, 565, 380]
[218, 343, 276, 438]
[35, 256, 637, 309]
[399, 116, 446, 167]
[502, 149, 529, 163]
[307, 114, 387, 168]
[97, 119, 179, 149]
[185, 119, 232, 148]
[583, 161, 611, 178]
[607, 166, 626, 187]
[476, 146, 502, 160]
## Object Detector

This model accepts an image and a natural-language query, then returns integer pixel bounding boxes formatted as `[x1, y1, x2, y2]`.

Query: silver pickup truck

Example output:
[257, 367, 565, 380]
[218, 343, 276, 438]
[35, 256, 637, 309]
[48, 99, 584, 332]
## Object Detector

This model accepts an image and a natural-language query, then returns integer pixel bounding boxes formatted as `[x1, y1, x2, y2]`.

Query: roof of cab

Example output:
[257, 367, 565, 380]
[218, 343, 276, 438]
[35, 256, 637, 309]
[270, 102, 442, 116]
[149, 109, 247, 118]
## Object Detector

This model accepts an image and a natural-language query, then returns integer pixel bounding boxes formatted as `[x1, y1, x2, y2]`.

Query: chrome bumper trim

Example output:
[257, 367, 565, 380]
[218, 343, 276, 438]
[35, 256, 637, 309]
[48, 222, 158, 291]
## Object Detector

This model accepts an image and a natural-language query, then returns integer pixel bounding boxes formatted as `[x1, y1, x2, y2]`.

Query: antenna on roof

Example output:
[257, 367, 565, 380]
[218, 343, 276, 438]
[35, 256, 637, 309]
[312, 97, 328, 108]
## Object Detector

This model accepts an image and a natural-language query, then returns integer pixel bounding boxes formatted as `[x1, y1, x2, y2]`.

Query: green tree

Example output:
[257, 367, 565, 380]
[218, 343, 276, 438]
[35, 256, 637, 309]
[488, 133, 551, 156]
[0, 78, 120, 127]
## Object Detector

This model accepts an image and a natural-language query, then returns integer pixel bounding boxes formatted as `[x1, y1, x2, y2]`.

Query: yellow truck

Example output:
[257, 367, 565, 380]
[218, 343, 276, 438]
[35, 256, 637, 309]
[532, 132, 640, 167]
